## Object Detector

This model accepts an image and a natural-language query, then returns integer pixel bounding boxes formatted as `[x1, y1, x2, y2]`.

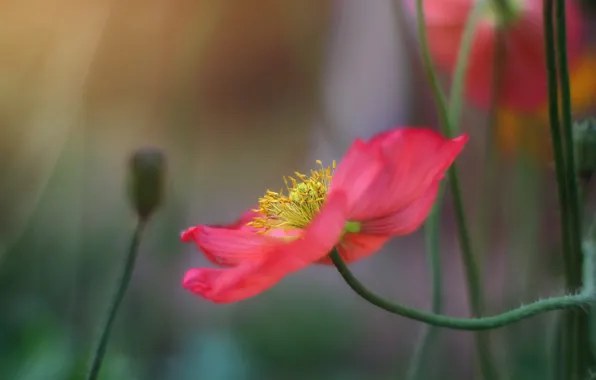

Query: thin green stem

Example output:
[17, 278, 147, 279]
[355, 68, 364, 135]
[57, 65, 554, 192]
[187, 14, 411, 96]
[476, 26, 505, 265]
[545, 0, 586, 377]
[448, 1, 485, 126]
[543, 0, 571, 296]
[86, 219, 147, 380]
[406, 5, 483, 367]
[329, 249, 593, 331]
[405, 197, 444, 380]
[415, 0, 449, 129]
[450, 170, 499, 380]
[555, 0, 583, 291]
[416, 0, 497, 377]
[543, 1, 575, 378]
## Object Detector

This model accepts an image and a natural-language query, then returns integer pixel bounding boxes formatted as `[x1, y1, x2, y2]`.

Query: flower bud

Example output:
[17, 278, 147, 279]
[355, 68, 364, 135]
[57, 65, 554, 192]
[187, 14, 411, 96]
[573, 118, 596, 183]
[128, 148, 165, 220]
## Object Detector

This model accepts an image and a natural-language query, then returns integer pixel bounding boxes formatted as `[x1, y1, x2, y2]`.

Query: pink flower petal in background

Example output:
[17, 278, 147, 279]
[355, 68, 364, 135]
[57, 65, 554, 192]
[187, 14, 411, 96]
[418, 0, 583, 111]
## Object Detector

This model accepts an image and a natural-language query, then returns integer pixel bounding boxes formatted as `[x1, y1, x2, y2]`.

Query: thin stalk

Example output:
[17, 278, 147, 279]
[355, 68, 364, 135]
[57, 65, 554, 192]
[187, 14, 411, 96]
[405, 198, 444, 380]
[555, 0, 583, 284]
[448, 2, 485, 126]
[543, 0, 571, 297]
[543, 0, 574, 378]
[406, 3, 484, 376]
[475, 26, 505, 261]
[415, 0, 497, 377]
[86, 220, 147, 380]
[329, 249, 594, 331]
[503, 151, 544, 380]
[544, 0, 586, 378]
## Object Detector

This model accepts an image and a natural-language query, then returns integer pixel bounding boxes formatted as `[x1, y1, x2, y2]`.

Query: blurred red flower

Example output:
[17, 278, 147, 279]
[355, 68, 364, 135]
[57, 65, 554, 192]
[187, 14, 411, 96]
[496, 49, 596, 161]
[181, 128, 467, 303]
[419, 0, 583, 111]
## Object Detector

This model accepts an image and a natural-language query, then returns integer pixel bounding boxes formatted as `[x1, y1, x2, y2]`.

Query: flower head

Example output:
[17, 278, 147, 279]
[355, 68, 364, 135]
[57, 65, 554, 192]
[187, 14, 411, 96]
[418, 0, 583, 111]
[496, 50, 596, 161]
[247, 160, 334, 232]
[181, 128, 468, 303]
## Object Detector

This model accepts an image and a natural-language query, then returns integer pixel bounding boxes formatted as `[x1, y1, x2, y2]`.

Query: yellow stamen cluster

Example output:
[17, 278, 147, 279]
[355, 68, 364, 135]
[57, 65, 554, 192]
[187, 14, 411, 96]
[247, 160, 336, 233]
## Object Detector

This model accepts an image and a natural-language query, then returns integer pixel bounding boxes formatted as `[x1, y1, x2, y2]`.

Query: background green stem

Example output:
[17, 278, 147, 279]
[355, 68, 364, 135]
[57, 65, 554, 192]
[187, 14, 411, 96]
[555, 0, 582, 281]
[544, 0, 587, 378]
[85, 219, 147, 380]
[415, 0, 498, 378]
[405, 199, 444, 380]
[404, 4, 484, 374]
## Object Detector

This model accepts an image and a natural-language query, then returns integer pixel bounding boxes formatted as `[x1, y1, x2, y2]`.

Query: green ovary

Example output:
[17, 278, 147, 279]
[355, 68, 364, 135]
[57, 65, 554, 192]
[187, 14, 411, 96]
[343, 221, 361, 234]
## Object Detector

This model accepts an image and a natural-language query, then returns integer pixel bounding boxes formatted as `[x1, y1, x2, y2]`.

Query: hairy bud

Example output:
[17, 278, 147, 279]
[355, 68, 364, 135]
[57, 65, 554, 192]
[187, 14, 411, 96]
[128, 148, 165, 220]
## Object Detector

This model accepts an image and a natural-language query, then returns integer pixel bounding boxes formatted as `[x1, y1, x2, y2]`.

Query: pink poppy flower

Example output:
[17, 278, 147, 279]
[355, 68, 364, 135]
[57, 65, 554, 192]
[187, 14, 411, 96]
[418, 0, 583, 111]
[181, 128, 468, 303]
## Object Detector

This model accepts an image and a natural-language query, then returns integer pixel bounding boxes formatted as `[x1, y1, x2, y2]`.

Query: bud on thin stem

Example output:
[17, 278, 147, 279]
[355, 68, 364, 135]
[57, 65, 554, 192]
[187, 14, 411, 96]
[128, 148, 165, 221]
[86, 148, 165, 380]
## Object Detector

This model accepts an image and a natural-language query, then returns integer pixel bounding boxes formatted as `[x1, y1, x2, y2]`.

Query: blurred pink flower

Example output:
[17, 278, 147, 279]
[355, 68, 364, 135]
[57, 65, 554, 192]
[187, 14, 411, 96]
[419, 0, 583, 111]
[181, 128, 467, 303]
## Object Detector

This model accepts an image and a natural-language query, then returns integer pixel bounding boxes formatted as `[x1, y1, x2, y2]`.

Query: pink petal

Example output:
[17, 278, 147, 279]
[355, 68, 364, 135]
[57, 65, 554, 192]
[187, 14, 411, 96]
[181, 224, 277, 266]
[181, 208, 276, 267]
[348, 128, 466, 221]
[183, 191, 350, 303]
[361, 181, 439, 236]
[329, 139, 386, 215]
[316, 233, 390, 265]
[421, 0, 583, 111]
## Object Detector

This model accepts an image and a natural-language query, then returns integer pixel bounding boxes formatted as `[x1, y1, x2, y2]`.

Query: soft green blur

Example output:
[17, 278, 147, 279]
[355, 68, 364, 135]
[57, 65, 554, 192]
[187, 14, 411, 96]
[0, 1, 593, 379]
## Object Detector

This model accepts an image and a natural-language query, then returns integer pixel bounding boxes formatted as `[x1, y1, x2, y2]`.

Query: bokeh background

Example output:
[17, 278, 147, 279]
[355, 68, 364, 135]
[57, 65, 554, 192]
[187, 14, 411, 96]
[2, 1, 596, 379]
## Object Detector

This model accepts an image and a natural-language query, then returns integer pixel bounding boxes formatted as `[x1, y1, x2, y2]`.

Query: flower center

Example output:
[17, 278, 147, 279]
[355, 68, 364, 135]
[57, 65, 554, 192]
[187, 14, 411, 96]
[248, 160, 335, 232]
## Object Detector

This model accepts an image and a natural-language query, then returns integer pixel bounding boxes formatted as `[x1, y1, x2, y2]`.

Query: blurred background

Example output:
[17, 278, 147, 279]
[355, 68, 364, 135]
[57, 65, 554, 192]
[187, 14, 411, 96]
[1, 1, 596, 379]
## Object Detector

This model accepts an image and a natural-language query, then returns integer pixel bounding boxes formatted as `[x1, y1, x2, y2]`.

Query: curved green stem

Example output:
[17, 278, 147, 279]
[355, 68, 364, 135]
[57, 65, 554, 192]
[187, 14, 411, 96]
[329, 249, 593, 331]
[86, 219, 147, 380]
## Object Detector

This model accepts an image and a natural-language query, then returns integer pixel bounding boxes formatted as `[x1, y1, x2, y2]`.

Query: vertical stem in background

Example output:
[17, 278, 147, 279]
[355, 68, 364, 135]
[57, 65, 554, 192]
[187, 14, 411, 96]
[450, 170, 499, 380]
[415, 1, 498, 379]
[447, 3, 485, 126]
[476, 26, 505, 261]
[556, 0, 589, 378]
[542, 0, 569, 296]
[504, 150, 545, 380]
[406, 4, 485, 377]
[85, 220, 147, 380]
[544, 0, 587, 378]
[405, 195, 444, 380]
[542, 7, 572, 378]
[554, 0, 583, 288]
